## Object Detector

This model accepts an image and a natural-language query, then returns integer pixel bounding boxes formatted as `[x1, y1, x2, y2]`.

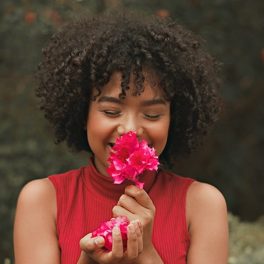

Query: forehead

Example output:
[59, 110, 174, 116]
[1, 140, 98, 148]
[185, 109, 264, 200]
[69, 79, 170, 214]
[95, 71, 164, 99]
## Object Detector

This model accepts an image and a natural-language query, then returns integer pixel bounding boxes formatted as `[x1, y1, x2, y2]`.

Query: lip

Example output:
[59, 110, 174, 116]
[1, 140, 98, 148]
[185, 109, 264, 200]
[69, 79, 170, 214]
[107, 143, 115, 152]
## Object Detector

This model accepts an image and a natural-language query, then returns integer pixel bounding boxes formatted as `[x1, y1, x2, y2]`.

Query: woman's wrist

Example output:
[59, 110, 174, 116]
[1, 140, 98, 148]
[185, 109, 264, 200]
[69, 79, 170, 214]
[77, 251, 98, 264]
[137, 245, 164, 264]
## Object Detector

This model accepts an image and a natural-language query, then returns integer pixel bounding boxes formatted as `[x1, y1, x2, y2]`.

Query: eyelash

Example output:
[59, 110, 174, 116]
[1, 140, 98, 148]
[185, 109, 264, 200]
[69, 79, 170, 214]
[144, 114, 161, 120]
[102, 110, 121, 117]
[101, 110, 161, 120]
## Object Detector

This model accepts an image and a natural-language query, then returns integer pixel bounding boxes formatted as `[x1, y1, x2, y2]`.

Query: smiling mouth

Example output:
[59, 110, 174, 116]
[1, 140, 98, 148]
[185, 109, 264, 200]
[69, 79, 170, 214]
[108, 143, 115, 148]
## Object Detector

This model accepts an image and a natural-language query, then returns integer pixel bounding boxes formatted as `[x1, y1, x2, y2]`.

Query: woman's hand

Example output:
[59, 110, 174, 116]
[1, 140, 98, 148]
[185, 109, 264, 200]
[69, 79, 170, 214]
[78, 220, 143, 264]
[112, 185, 163, 264]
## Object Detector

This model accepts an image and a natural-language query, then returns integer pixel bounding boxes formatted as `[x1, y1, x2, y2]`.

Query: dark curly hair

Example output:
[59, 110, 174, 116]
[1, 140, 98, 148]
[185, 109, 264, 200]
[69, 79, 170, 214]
[36, 11, 221, 166]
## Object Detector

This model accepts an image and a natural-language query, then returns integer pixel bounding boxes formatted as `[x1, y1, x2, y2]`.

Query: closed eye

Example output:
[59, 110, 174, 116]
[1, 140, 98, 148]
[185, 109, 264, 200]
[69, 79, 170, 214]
[144, 113, 161, 120]
[101, 110, 121, 117]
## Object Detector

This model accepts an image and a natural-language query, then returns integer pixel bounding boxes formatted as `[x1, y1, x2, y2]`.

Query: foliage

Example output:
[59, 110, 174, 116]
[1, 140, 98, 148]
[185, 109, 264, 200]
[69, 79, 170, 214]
[228, 214, 264, 264]
[0, 0, 263, 262]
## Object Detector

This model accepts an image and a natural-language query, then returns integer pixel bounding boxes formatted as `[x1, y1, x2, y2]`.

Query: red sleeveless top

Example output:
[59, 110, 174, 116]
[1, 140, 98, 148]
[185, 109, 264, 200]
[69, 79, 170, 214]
[48, 160, 194, 264]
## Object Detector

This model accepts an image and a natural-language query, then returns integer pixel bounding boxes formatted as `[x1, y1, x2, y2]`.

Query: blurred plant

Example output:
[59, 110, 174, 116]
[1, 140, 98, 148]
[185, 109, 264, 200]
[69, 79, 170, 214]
[228, 214, 264, 264]
[0, 0, 264, 262]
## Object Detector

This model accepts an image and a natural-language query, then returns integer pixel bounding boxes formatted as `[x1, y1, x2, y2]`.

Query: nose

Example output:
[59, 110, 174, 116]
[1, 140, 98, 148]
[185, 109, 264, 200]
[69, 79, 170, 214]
[117, 118, 143, 137]
[117, 125, 143, 136]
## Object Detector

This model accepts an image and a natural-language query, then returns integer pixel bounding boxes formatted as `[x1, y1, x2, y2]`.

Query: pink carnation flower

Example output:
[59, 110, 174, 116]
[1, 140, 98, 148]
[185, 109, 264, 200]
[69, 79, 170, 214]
[91, 216, 129, 251]
[107, 131, 159, 188]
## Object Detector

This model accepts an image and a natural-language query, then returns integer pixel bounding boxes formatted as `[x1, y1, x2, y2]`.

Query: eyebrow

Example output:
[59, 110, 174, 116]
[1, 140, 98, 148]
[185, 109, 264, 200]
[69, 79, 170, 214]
[98, 96, 123, 104]
[141, 98, 167, 106]
[97, 96, 167, 106]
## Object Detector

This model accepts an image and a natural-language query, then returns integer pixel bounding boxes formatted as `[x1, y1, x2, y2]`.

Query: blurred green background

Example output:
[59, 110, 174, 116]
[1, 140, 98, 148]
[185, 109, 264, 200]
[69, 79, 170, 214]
[0, 0, 263, 263]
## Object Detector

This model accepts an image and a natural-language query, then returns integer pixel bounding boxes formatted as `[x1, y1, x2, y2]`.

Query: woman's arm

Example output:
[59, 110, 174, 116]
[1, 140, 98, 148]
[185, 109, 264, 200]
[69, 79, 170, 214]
[14, 178, 60, 263]
[186, 182, 229, 264]
[78, 185, 163, 264]
[113, 185, 164, 264]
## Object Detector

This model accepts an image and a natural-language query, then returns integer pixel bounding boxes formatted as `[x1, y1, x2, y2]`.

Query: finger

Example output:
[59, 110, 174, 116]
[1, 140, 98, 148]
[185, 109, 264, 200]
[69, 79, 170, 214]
[126, 221, 138, 259]
[118, 194, 144, 214]
[112, 205, 136, 220]
[125, 185, 155, 210]
[80, 233, 105, 253]
[137, 219, 143, 234]
[135, 220, 143, 253]
[92, 227, 124, 263]
[111, 226, 124, 260]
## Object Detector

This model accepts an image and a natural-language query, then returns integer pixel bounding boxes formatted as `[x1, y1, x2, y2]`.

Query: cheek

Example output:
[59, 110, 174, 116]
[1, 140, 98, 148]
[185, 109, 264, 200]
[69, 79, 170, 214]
[86, 109, 116, 144]
[155, 131, 169, 154]
[86, 107, 105, 144]
[149, 121, 170, 155]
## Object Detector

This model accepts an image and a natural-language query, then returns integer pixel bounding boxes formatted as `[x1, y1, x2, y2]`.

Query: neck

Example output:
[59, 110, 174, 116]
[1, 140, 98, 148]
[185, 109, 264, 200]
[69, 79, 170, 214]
[84, 158, 158, 200]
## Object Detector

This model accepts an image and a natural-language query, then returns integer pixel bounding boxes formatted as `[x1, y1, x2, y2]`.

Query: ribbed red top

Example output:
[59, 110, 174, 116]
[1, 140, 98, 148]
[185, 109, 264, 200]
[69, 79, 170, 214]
[48, 160, 194, 264]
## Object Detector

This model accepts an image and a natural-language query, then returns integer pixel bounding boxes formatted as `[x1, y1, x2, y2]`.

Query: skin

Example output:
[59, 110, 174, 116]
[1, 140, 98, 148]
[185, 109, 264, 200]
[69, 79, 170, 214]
[86, 71, 171, 178]
[80, 72, 170, 263]
[13, 71, 228, 264]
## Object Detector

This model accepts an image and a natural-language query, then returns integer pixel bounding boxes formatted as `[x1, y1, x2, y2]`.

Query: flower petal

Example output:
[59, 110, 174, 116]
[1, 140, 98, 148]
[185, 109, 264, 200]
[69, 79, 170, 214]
[107, 131, 159, 189]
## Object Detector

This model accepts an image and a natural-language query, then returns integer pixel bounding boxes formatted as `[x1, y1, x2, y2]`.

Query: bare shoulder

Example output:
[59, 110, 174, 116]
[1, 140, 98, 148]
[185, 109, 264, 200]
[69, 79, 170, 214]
[15, 177, 57, 233]
[18, 178, 55, 200]
[14, 178, 59, 263]
[186, 181, 229, 264]
[187, 181, 227, 215]
[15, 178, 57, 235]
[19, 178, 53, 195]
[186, 181, 228, 232]
[16, 178, 56, 217]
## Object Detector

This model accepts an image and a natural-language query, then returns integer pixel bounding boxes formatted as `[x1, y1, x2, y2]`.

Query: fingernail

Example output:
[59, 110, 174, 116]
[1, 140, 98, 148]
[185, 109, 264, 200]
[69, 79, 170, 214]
[131, 219, 139, 228]
[128, 223, 135, 233]
[94, 237, 104, 245]
[113, 225, 120, 235]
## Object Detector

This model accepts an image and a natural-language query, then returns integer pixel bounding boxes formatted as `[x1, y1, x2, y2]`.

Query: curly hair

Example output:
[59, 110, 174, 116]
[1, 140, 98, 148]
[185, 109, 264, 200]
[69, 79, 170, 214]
[36, 11, 221, 166]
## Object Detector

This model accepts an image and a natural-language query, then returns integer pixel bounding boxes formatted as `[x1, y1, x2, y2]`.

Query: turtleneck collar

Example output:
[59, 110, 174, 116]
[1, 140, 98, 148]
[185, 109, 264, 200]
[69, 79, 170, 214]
[83, 158, 157, 200]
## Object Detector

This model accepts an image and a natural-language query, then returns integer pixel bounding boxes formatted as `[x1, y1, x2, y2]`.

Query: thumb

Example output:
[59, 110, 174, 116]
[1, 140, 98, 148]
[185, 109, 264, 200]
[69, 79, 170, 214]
[80, 233, 105, 253]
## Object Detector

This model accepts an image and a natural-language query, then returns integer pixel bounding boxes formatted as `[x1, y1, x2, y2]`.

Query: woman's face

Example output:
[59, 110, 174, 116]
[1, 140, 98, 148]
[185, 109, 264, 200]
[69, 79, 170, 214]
[86, 71, 171, 176]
